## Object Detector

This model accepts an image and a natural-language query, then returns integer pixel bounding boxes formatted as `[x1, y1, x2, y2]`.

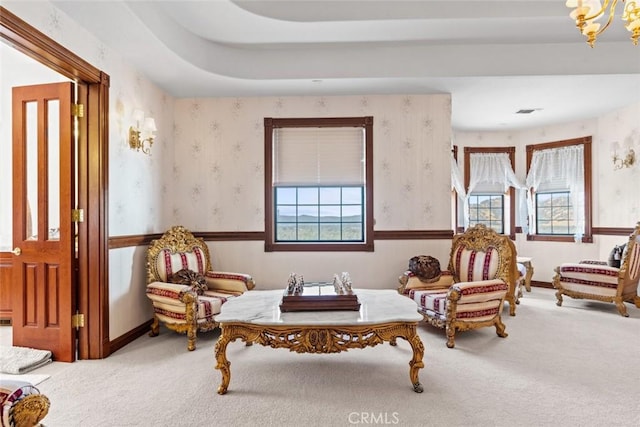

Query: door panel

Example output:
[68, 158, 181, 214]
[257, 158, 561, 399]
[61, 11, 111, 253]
[12, 82, 76, 362]
[0, 253, 12, 319]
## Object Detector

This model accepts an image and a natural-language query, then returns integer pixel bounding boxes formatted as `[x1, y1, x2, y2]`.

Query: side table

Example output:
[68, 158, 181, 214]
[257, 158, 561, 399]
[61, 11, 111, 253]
[517, 257, 534, 292]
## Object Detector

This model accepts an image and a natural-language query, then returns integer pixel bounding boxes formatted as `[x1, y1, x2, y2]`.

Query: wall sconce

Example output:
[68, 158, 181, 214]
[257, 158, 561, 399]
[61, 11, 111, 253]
[129, 109, 157, 155]
[611, 141, 635, 170]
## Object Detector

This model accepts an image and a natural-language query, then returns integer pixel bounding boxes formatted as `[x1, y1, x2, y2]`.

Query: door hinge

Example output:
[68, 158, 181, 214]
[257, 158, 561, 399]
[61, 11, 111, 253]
[72, 209, 84, 223]
[72, 313, 85, 329]
[72, 103, 84, 117]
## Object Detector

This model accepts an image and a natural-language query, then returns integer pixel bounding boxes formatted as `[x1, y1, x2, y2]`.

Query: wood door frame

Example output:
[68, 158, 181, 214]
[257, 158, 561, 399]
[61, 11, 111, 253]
[1, 7, 110, 359]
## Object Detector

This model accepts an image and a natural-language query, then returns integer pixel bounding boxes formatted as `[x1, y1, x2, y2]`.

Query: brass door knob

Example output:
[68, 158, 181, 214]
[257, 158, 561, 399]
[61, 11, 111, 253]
[12, 247, 21, 256]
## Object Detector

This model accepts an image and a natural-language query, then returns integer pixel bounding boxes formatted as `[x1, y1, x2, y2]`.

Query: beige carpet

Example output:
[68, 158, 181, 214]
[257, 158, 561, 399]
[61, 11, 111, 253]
[28, 288, 640, 426]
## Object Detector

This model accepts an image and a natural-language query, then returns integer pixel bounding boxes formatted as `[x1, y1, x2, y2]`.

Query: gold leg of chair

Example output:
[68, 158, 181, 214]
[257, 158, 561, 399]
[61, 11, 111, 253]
[445, 324, 456, 348]
[187, 325, 197, 351]
[507, 295, 516, 316]
[615, 299, 629, 317]
[149, 316, 159, 337]
[495, 317, 508, 338]
[555, 291, 564, 307]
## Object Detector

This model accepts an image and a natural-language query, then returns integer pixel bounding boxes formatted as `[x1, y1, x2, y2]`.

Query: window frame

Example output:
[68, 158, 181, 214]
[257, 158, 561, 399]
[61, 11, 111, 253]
[525, 136, 592, 243]
[467, 193, 505, 235]
[264, 117, 374, 252]
[464, 146, 516, 239]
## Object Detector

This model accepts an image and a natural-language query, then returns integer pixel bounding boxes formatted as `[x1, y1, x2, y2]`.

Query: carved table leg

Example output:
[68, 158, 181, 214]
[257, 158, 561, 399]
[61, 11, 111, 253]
[214, 329, 232, 395]
[524, 261, 534, 292]
[404, 326, 425, 393]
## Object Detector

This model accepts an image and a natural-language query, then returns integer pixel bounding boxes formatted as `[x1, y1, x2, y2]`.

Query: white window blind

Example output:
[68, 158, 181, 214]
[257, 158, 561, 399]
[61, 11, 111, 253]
[273, 127, 365, 186]
[526, 145, 583, 192]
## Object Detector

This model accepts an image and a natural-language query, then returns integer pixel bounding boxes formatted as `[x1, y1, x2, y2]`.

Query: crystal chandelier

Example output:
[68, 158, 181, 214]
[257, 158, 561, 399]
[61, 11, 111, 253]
[566, 0, 640, 47]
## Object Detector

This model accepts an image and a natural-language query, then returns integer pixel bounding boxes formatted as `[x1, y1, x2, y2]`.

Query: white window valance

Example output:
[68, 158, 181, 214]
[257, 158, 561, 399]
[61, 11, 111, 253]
[464, 152, 527, 230]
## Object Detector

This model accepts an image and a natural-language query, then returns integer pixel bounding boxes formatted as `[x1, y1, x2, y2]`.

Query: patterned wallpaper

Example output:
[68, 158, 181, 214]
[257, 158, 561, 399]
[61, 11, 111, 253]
[171, 94, 453, 233]
[2, 1, 175, 239]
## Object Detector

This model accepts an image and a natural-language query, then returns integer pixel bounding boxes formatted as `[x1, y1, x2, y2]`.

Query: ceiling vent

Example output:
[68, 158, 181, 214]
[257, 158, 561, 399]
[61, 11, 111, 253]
[516, 109, 536, 114]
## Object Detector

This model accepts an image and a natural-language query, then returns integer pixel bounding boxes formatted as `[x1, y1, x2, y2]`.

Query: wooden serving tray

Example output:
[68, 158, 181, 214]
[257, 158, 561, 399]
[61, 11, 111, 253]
[279, 284, 360, 312]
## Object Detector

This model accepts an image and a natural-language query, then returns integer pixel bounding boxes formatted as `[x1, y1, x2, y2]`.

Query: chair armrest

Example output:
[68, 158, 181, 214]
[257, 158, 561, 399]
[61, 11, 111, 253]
[579, 260, 608, 265]
[398, 271, 454, 294]
[448, 279, 508, 303]
[146, 281, 197, 305]
[205, 271, 255, 293]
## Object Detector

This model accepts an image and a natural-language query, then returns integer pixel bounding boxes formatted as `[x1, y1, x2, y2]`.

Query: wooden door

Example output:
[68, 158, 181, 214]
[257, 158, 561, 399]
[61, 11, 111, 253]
[12, 82, 77, 362]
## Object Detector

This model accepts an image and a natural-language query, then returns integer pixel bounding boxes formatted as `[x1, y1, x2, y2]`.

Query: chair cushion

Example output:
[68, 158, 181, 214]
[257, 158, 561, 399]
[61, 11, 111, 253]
[155, 247, 207, 282]
[453, 245, 500, 282]
[557, 263, 619, 296]
[149, 293, 229, 324]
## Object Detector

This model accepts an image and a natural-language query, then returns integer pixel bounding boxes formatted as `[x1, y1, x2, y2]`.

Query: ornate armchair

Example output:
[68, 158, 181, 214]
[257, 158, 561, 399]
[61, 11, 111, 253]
[0, 380, 50, 427]
[146, 226, 255, 350]
[552, 222, 640, 317]
[398, 224, 518, 348]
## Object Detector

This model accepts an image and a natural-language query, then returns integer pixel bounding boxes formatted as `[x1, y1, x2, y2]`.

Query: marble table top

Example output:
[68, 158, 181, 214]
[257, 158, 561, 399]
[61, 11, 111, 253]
[215, 289, 422, 326]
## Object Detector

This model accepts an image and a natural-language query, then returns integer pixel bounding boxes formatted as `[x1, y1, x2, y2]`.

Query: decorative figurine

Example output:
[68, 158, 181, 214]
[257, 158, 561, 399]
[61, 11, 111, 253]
[341, 272, 353, 294]
[287, 273, 297, 294]
[294, 274, 304, 294]
[333, 274, 344, 294]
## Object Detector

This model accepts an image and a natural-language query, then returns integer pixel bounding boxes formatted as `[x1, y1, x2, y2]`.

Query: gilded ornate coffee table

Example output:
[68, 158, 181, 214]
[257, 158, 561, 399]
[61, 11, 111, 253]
[214, 289, 425, 394]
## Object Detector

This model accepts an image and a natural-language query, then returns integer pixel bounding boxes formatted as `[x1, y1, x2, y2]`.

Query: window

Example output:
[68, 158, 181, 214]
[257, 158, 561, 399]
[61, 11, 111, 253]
[468, 194, 504, 234]
[275, 186, 363, 241]
[264, 117, 374, 251]
[526, 136, 592, 243]
[463, 147, 518, 239]
[535, 191, 572, 235]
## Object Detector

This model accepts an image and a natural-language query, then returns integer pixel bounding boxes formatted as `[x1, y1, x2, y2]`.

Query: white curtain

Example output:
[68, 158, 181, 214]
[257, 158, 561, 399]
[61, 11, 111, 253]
[464, 152, 527, 230]
[451, 155, 466, 199]
[525, 145, 585, 241]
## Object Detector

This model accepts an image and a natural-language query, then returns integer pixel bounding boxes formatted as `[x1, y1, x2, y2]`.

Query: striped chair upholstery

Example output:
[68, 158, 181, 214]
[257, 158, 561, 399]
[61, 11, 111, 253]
[398, 224, 517, 348]
[146, 226, 255, 351]
[553, 222, 640, 317]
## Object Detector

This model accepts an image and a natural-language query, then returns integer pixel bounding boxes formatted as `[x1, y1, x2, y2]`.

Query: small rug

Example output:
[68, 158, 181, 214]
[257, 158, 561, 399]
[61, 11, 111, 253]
[0, 373, 50, 386]
[0, 346, 52, 374]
